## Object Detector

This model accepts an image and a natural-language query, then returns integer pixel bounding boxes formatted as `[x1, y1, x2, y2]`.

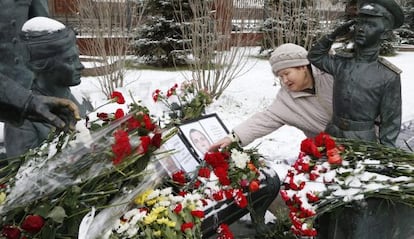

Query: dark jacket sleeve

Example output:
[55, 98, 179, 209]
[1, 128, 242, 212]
[0, 73, 32, 126]
[29, 0, 49, 18]
[379, 75, 402, 147]
[307, 35, 338, 76]
[4, 121, 40, 158]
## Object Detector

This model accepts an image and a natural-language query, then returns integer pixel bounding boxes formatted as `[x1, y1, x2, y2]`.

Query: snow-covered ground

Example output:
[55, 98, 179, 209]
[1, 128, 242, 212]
[70, 47, 414, 179]
[1, 47, 414, 178]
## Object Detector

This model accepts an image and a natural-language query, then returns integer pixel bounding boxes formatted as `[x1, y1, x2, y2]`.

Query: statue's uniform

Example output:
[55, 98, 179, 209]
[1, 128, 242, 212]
[0, 0, 48, 124]
[308, 35, 402, 147]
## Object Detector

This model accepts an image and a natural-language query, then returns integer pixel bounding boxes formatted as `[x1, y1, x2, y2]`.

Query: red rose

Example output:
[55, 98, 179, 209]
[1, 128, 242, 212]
[110, 91, 125, 104]
[21, 215, 45, 233]
[2, 226, 21, 239]
[306, 192, 320, 203]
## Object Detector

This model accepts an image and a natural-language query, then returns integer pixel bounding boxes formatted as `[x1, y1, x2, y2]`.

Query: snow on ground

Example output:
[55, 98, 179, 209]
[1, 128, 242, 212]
[71, 48, 414, 180]
[1, 47, 413, 179]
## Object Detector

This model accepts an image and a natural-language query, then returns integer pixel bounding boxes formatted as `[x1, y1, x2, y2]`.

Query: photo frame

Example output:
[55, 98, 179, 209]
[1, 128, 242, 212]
[157, 114, 229, 176]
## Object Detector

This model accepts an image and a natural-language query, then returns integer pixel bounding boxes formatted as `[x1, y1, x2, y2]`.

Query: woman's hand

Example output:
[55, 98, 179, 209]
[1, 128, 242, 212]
[208, 137, 232, 152]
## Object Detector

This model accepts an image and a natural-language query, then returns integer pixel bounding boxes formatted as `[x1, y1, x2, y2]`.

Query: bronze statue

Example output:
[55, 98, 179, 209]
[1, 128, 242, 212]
[309, 1, 413, 238]
[4, 17, 88, 157]
[308, 0, 403, 147]
[0, 0, 79, 130]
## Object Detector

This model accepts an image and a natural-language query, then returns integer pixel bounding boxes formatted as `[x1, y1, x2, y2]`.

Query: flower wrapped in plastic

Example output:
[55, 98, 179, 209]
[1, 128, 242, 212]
[0, 92, 166, 238]
[108, 142, 275, 239]
[280, 132, 414, 237]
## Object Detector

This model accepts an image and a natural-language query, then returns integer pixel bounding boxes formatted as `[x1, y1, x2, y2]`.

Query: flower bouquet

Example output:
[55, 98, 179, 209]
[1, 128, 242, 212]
[0, 92, 167, 238]
[109, 142, 279, 238]
[152, 81, 212, 125]
[280, 132, 414, 237]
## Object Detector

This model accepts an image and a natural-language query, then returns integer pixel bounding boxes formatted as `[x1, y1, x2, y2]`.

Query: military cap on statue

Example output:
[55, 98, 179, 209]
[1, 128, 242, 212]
[20, 17, 76, 61]
[357, 0, 404, 29]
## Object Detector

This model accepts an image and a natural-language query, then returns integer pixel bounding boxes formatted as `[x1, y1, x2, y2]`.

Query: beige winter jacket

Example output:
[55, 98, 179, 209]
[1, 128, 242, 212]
[233, 65, 333, 146]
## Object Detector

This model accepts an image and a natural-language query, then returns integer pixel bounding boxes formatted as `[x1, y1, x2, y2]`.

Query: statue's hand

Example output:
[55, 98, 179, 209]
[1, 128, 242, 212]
[25, 95, 81, 131]
[329, 20, 356, 40]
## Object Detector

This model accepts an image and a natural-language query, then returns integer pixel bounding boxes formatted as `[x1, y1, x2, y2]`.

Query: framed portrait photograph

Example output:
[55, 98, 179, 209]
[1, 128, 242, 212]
[178, 114, 229, 160]
[155, 114, 229, 175]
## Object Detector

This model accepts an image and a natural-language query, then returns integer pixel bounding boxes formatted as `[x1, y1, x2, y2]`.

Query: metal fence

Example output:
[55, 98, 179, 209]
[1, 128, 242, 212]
[232, 0, 265, 32]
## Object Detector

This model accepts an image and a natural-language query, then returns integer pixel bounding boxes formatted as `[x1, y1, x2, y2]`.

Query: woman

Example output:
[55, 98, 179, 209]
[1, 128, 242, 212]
[209, 43, 333, 151]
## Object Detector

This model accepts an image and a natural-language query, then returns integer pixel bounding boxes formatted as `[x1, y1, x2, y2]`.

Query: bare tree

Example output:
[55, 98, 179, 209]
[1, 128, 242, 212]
[261, 0, 341, 51]
[73, 0, 147, 97]
[176, 0, 258, 100]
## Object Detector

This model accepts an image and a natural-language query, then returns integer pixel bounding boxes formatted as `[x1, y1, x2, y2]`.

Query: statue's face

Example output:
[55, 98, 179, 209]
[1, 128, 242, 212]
[354, 15, 386, 48]
[50, 45, 84, 87]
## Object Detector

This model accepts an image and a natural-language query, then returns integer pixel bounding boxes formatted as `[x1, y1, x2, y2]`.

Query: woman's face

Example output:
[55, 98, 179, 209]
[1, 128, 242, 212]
[277, 66, 312, 92]
[190, 130, 210, 154]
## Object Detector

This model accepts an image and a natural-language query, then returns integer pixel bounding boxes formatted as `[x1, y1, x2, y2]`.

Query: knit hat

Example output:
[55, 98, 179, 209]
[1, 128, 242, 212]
[269, 43, 309, 75]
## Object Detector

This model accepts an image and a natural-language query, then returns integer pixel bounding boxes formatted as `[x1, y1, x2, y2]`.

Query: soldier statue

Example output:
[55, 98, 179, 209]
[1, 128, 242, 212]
[4, 17, 90, 157]
[308, 0, 403, 147]
[309, 0, 414, 238]
[0, 0, 79, 130]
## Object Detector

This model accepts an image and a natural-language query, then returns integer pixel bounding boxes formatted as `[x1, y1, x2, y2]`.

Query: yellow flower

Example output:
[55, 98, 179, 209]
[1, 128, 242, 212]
[166, 220, 176, 228]
[134, 189, 153, 205]
[144, 214, 157, 225]
[0, 192, 6, 205]
[152, 206, 167, 215]
[156, 217, 176, 227]
[146, 197, 158, 206]
[154, 230, 162, 237]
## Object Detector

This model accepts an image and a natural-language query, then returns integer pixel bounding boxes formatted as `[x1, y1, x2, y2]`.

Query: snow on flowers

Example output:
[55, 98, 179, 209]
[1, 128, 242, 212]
[280, 132, 414, 237]
[0, 91, 165, 238]
[110, 143, 265, 238]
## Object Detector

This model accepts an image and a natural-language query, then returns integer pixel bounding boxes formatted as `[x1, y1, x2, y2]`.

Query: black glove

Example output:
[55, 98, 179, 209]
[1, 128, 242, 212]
[25, 95, 80, 131]
[328, 20, 356, 40]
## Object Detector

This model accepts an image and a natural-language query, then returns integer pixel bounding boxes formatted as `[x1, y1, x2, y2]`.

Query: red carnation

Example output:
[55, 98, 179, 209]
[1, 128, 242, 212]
[174, 203, 183, 214]
[172, 170, 187, 185]
[197, 167, 211, 178]
[300, 138, 321, 158]
[191, 210, 205, 218]
[21, 215, 45, 233]
[181, 222, 194, 232]
[114, 108, 125, 119]
[249, 180, 260, 192]
[110, 91, 125, 104]
[137, 136, 151, 155]
[151, 133, 162, 148]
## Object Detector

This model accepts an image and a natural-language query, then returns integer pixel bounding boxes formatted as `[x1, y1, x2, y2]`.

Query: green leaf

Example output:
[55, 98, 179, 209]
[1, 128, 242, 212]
[33, 204, 52, 218]
[47, 206, 67, 224]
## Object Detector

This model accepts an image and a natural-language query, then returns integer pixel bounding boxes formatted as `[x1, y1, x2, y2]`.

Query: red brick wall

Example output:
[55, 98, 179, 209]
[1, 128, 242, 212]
[52, 0, 78, 16]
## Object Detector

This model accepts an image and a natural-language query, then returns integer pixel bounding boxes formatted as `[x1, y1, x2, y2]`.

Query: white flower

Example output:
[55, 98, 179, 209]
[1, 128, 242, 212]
[231, 149, 250, 169]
